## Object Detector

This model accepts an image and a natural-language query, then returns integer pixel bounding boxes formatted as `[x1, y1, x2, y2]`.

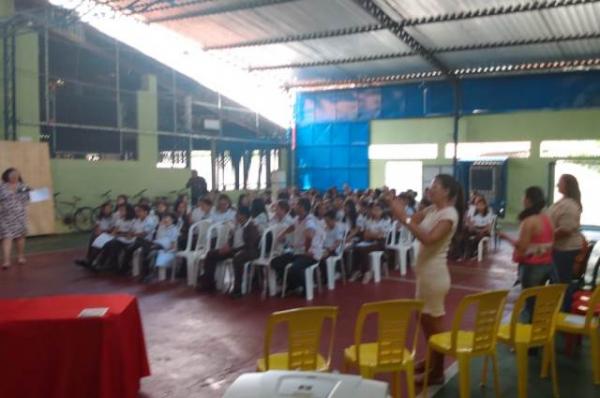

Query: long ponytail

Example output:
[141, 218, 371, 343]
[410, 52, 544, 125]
[435, 174, 465, 235]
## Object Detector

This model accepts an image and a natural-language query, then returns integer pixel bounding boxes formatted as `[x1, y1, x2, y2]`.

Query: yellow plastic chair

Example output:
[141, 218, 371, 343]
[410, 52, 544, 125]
[343, 299, 424, 398]
[423, 290, 509, 398]
[554, 286, 600, 384]
[257, 306, 338, 372]
[497, 284, 567, 398]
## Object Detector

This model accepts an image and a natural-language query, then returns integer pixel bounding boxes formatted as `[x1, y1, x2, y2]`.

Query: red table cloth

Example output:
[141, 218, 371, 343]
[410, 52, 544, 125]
[0, 294, 150, 398]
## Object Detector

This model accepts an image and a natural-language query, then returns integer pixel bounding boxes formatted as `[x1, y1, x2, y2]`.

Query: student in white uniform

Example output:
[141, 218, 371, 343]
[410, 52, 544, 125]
[75, 201, 113, 268]
[464, 196, 494, 258]
[141, 213, 180, 280]
[190, 198, 213, 224]
[120, 204, 158, 273]
[269, 200, 295, 255]
[270, 198, 324, 294]
[211, 194, 236, 225]
[351, 202, 391, 283]
[94, 203, 136, 270]
[250, 197, 269, 235]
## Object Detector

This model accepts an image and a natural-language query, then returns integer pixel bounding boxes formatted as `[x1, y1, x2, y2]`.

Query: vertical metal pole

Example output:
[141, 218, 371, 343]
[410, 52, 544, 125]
[452, 80, 461, 177]
[217, 93, 223, 137]
[265, 149, 271, 188]
[210, 139, 217, 191]
[3, 27, 10, 141]
[115, 39, 123, 157]
[44, 14, 50, 124]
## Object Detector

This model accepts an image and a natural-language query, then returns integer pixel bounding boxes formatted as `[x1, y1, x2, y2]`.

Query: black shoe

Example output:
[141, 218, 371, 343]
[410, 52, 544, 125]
[230, 290, 243, 299]
[74, 259, 89, 267]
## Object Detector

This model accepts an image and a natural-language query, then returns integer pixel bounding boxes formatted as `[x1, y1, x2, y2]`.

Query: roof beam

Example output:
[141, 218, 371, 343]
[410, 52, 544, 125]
[401, 0, 600, 27]
[247, 31, 600, 71]
[147, 0, 300, 23]
[352, 0, 450, 74]
[284, 57, 600, 91]
[204, 24, 385, 50]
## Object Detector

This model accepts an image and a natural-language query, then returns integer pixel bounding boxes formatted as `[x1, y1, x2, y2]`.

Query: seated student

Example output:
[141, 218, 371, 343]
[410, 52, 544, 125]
[398, 192, 416, 217]
[119, 204, 158, 273]
[153, 199, 168, 221]
[313, 201, 329, 230]
[333, 195, 345, 222]
[174, 199, 190, 250]
[190, 197, 213, 224]
[342, 199, 360, 241]
[351, 202, 391, 284]
[93, 203, 136, 270]
[464, 196, 494, 258]
[270, 198, 325, 295]
[75, 201, 113, 267]
[320, 210, 345, 282]
[270, 200, 295, 255]
[250, 197, 269, 235]
[356, 199, 370, 233]
[140, 212, 179, 280]
[198, 206, 260, 297]
[211, 194, 236, 224]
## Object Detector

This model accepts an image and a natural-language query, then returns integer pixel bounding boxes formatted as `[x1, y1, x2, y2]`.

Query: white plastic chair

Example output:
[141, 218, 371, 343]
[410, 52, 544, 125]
[281, 261, 322, 301]
[188, 222, 222, 287]
[325, 226, 349, 290]
[384, 221, 414, 275]
[369, 251, 389, 283]
[175, 220, 211, 284]
[243, 226, 277, 296]
[477, 215, 498, 262]
[213, 223, 235, 292]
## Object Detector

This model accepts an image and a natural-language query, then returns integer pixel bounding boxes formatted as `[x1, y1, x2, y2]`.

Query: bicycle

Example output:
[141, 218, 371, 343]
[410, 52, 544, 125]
[53, 192, 95, 232]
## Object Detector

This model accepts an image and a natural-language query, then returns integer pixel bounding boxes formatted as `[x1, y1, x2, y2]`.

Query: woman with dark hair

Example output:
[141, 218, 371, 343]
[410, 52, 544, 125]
[548, 174, 583, 309]
[237, 193, 250, 210]
[342, 199, 359, 240]
[75, 201, 113, 267]
[0, 168, 30, 268]
[250, 197, 269, 234]
[390, 174, 464, 385]
[500, 186, 554, 320]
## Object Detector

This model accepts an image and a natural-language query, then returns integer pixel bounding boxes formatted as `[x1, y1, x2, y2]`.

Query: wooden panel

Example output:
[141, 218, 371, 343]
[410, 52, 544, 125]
[0, 141, 55, 236]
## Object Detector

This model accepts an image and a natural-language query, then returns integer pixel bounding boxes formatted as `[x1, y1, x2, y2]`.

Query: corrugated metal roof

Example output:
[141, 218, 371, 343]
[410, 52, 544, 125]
[102, 0, 600, 89]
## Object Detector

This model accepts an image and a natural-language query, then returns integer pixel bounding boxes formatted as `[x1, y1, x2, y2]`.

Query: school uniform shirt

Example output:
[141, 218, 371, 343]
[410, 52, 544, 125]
[96, 217, 113, 233]
[356, 214, 367, 231]
[292, 214, 321, 257]
[470, 212, 494, 228]
[211, 208, 236, 224]
[154, 224, 179, 251]
[132, 216, 158, 241]
[323, 222, 345, 253]
[335, 209, 345, 222]
[308, 225, 326, 261]
[233, 219, 251, 249]
[114, 218, 135, 244]
[252, 212, 269, 235]
[365, 218, 391, 239]
[190, 207, 209, 224]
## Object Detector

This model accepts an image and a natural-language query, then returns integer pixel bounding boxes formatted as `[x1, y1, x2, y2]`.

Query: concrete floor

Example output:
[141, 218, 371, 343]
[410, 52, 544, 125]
[1, 236, 596, 397]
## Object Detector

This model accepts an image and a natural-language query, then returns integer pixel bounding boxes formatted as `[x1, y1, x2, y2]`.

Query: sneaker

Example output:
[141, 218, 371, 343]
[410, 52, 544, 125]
[349, 271, 362, 282]
[362, 271, 373, 284]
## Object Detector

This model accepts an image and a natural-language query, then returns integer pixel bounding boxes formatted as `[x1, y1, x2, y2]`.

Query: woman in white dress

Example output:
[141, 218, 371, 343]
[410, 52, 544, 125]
[390, 174, 464, 385]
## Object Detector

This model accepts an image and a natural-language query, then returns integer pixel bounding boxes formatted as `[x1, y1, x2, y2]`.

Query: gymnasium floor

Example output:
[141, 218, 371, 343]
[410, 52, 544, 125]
[1, 234, 599, 397]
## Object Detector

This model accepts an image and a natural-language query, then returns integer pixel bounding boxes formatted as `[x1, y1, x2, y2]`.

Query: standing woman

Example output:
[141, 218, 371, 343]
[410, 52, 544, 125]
[500, 186, 554, 321]
[389, 174, 463, 384]
[0, 168, 30, 269]
[548, 174, 582, 309]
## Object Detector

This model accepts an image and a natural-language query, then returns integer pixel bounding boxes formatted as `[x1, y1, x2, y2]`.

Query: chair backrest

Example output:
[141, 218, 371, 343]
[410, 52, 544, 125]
[258, 226, 276, 260]
[263, 306, 338, 371]
[398, 226, 413, 244]
[385, 221, 398, 247]
[353, 300, 423, 366]
[204, 223, 221, 251]
[584, 241, 600, 287]
[581, 286, 600, 329]
[334, 225, 349, 256]
[450, 290, 509, 354]
[188, 220, 211, 252]
[509, 284, 567, 346]
[489, 215, 498, 239]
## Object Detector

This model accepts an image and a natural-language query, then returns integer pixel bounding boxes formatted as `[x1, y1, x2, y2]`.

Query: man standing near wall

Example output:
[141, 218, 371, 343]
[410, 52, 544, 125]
[186, 170, 208, 206]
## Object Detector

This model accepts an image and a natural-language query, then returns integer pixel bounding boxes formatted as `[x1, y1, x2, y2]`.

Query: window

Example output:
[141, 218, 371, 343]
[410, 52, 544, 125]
[156, 151, 187, 169]
[540, 140, 600, 158]
[445, 141, 531, 159]
[385, 161, 423, 196]
[369, 144, 438, 160]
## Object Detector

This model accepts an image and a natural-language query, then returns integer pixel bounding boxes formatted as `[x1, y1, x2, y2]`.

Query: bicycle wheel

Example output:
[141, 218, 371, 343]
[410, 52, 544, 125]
[73, 207, 95, 232]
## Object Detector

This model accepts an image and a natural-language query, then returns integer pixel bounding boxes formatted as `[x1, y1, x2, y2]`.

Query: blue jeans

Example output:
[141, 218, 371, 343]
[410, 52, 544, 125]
[519, 263, 554, 323]
[552, 249, 579, 311]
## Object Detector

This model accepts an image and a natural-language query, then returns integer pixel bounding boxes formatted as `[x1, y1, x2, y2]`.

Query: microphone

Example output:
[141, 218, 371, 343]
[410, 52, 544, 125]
[17, 186, 32, 193]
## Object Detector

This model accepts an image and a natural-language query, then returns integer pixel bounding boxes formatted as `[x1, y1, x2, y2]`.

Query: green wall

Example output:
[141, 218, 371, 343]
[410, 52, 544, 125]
[370, 109, 600, 221]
